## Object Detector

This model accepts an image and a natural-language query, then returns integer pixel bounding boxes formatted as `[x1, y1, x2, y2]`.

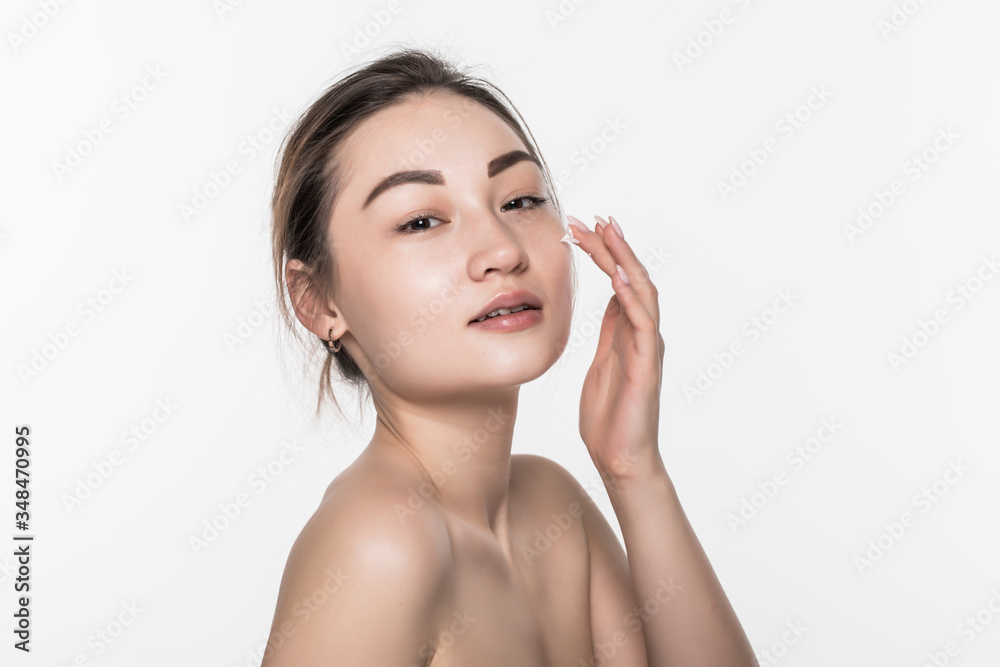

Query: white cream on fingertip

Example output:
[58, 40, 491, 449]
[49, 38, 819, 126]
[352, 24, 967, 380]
[559, 219, 581, 246]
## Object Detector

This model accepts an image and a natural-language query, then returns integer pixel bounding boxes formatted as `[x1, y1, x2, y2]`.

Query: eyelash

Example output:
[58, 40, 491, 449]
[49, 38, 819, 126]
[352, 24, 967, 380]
[393, 194, 551, 234]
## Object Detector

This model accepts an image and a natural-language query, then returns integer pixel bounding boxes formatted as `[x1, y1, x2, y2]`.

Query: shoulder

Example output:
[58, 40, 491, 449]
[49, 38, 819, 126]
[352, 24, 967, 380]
[509, 453, 617, 549]
[300, 467, 453, 580]
[510, 453, 589, 504]
[509, 453, 594, 534]
[511, 461, 647, 663]
[262, 465, 453, 666]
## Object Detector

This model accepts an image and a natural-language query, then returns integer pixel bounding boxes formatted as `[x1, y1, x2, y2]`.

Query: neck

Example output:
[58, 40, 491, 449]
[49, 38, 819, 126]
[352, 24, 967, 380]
[366, 387, 519, 534]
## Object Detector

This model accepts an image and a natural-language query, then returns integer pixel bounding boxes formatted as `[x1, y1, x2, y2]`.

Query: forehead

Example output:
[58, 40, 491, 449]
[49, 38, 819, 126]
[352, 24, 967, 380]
[338, 92, 529, 181]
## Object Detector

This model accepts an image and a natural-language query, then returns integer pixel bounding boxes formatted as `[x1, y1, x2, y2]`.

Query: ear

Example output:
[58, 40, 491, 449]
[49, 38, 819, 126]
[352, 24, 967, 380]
[285, 258, 349, 342]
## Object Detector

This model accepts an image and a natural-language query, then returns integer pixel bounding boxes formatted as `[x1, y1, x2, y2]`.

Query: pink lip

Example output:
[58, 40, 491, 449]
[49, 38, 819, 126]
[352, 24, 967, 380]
[468, 308, 542, 332]
[469, 289, 543, 324]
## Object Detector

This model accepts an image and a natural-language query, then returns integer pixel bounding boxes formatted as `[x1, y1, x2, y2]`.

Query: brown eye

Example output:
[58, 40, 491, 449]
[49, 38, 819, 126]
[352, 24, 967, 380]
[394, 215, 443, 234]
[501, 195, 549, 213]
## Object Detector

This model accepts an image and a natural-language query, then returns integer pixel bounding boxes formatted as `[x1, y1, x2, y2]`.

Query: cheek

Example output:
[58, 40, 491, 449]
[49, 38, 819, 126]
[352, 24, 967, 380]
[535, 225, 574, 283]
[366, 259, 463, 345]
[531, 232, 575, 321]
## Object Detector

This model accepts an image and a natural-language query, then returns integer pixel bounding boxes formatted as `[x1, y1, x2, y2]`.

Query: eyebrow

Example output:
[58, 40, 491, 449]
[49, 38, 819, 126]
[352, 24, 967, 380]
[361, 150, 541, 209]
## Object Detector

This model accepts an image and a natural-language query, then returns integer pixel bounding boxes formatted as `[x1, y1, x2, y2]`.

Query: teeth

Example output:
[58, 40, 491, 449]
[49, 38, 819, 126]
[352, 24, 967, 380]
[474, 305, 531, 323]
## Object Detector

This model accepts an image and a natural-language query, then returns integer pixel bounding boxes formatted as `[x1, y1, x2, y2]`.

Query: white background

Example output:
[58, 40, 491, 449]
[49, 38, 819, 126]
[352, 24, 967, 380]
[2, 0, 999, 665]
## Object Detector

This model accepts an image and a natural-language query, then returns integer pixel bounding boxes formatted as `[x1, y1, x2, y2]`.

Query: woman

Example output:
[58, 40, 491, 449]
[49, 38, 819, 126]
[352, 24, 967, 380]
[261, 46, 757, 666]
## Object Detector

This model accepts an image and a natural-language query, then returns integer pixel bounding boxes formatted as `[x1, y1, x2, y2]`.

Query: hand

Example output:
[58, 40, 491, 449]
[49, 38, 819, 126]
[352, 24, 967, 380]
[566, 214, 666, 485]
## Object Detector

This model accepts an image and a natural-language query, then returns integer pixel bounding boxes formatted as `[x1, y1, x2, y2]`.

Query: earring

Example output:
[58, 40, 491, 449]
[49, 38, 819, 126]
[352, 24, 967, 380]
[327, 327, 342, 353]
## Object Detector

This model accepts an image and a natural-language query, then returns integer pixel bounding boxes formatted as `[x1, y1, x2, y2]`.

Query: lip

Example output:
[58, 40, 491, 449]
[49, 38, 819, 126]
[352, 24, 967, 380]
[469, 289, 543, 325]
[468, 308, 542, 332]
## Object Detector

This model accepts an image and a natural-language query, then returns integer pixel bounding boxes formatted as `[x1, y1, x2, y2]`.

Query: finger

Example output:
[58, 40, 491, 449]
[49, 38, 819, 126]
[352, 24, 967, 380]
[567, 215, 618, 278]
[568, 215, 659, 327]
[600, 215, 660, 328]
[592, 294, 621, 365]
[609, 258, 660, 367]
[594, 216, 607, 238]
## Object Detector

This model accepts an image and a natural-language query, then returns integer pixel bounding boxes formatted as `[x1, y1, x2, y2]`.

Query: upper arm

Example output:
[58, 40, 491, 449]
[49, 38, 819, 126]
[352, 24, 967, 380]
[513, 454, 648, 666]
[261, 495, 452, 667]
[579, 485, 649, 666]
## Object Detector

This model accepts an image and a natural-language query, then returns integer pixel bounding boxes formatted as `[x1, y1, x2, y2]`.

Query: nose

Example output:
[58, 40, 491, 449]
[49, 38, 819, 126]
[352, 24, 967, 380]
[465, 207, 528, 278]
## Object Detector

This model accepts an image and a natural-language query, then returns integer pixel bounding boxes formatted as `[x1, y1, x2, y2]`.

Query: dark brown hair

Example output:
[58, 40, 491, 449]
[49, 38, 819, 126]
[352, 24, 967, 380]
[271, 44, 573, 419]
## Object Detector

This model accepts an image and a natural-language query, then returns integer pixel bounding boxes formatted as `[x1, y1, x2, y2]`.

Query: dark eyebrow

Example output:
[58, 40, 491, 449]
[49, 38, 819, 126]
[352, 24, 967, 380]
[362, 150, 541, 209]
[487, 150, 540, 178]
[362, 170, 444, 209]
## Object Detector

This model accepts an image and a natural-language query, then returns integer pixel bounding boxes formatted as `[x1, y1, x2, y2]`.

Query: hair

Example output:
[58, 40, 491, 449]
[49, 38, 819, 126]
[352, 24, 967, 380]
[271, 44, 576, 420]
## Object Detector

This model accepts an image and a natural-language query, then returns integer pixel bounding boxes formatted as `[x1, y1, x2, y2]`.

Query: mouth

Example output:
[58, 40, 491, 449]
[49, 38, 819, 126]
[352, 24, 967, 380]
[468, 306, 542, 331]
[468, 290, 543, 325]
[469, 304, 540, 324]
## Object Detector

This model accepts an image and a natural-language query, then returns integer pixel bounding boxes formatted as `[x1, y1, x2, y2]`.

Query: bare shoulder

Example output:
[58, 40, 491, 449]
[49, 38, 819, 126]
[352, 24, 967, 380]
[510, 453, 591, 507]
[509, 453, 622, 561]
[261, 463, 453, 666]
[508, 453, 600, 545]
[513, 458, 649, 666]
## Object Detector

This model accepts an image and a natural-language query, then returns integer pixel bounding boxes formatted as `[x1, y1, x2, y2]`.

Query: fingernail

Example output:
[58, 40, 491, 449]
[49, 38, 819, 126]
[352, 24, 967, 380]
[609, 215, 624, 240]
[594, 215, 608, 232]
[616, 264, 630, 285]
[567, 215, 589, 234]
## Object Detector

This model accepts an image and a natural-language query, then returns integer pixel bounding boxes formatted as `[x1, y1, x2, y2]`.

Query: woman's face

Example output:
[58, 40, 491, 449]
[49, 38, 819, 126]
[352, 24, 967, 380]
[327, 91, 574, 401]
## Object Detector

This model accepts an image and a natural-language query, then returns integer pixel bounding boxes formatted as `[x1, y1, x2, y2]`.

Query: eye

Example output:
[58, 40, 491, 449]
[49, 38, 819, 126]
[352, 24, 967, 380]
[394, 213, 443, 234]
[501, 194, 550, 213]
[394, 194, 551, 235]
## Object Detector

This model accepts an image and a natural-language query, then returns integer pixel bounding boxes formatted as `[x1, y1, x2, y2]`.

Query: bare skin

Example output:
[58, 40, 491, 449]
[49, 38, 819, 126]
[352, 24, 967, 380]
[262, 444, 638, 666]
[261, 91, 757, 666]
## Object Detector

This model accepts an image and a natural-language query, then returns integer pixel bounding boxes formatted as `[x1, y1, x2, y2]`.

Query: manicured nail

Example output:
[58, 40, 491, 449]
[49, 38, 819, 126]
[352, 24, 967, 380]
[594, 215, 608, 232]
[566, 215, 589, 234]
[616, 264, 630, 285]
[609, 215, 624, 240]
